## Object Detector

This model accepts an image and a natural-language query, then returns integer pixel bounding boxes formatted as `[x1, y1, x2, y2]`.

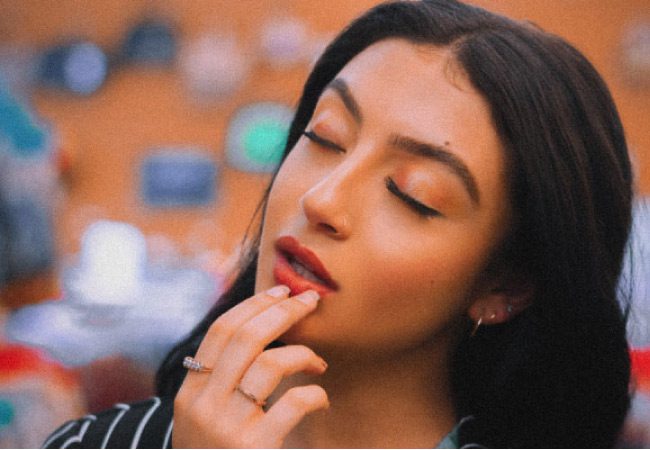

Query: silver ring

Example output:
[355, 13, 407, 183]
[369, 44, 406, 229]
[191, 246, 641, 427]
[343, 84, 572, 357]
[236, 385, 266, 407]
[183, 356, 213, 373]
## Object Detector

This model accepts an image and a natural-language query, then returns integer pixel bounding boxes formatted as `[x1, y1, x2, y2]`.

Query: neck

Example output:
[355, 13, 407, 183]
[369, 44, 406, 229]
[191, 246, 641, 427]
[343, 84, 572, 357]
[279, 340, 457, 448]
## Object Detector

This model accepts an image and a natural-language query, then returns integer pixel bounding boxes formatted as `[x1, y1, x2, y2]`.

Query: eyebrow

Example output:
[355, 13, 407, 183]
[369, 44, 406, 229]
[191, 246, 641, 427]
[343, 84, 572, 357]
[326, 78, 363, 124]
[325, 77, 480, 206]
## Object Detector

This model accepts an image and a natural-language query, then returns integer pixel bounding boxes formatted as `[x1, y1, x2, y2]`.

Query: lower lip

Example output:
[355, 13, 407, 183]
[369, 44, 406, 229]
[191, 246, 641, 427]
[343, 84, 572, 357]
[273, 252, 336, 298]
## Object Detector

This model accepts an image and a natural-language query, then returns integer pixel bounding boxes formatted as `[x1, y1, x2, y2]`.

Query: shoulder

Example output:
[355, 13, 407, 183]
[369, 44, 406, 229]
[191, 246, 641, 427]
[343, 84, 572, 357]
[43, 396, 173, 449]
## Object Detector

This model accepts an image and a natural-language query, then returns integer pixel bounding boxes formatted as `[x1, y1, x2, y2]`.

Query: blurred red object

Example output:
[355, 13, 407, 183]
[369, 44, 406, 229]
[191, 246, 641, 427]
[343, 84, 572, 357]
[631, 347, 650, 392]
[0, 343, 85, 448]
[0, 344, 73, 382]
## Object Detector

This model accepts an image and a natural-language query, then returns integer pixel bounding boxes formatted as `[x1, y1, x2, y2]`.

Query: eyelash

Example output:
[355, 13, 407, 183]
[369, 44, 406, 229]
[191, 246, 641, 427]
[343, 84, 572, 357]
[303, 129, 440, 218]
[385, 177, 441, 218]
[302, 130, 346, 153]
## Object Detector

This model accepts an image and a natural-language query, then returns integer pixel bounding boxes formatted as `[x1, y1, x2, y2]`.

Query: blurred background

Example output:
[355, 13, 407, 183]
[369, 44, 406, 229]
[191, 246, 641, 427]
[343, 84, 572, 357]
[0, 0, 648, 447]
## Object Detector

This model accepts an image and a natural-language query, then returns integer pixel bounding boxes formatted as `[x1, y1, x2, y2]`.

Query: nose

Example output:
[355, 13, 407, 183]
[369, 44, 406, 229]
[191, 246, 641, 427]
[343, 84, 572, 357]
[299, 164, 356, 240]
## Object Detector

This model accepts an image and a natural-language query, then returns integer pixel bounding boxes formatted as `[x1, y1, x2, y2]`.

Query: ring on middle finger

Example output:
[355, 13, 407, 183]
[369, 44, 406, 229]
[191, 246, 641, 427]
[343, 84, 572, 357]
[236, 384, 267, 407]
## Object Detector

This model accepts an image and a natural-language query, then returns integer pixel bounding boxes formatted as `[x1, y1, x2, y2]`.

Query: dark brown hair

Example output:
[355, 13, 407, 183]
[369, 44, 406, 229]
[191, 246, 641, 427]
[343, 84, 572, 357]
[158, 1, 633, 446]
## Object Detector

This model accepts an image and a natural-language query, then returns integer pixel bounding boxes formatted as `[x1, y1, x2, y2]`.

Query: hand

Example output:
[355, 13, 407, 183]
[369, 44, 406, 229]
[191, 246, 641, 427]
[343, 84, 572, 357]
[172, 286, 329, 448]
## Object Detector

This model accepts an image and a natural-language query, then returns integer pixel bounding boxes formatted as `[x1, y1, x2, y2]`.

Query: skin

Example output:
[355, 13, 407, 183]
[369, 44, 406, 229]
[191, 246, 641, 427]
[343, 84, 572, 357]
[173, 39, 530, 448]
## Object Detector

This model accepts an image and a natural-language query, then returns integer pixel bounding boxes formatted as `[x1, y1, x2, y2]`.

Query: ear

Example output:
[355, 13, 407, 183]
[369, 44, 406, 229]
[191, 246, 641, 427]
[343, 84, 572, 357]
[467, 274, 534, 326]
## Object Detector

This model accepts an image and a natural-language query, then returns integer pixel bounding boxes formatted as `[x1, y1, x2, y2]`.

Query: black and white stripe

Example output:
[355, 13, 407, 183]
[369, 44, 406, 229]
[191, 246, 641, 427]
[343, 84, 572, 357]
[44, 395, 482, 448]
[43, 397, 173, 449]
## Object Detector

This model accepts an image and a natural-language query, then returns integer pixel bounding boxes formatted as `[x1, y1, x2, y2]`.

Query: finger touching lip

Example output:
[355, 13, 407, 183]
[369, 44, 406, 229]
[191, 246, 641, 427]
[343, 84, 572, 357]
[273, 236, 339, 297]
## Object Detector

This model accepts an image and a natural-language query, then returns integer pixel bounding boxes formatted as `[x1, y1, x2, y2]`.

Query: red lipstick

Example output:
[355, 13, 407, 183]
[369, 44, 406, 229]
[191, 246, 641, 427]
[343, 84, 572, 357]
[273, 236, 339, 297]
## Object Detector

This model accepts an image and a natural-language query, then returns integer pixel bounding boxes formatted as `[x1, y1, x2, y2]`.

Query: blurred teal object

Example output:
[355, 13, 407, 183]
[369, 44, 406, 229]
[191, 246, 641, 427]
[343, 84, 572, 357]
[0, 84, 56, 285]
[0, 87, 47, 157]
[225, 102, 293, 173]
[0, 399, 14, 429]
[244, 120, 288, 164]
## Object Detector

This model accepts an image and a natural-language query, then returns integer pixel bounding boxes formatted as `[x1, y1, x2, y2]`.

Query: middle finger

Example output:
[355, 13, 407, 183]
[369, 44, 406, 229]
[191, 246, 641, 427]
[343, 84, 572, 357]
[238, 345, 328, 404]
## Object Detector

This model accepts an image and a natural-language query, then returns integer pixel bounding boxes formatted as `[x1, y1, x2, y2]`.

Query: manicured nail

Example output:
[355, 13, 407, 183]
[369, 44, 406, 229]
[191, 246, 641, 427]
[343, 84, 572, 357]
[295, 290, 320, 306]
[266, 285, 290, 298]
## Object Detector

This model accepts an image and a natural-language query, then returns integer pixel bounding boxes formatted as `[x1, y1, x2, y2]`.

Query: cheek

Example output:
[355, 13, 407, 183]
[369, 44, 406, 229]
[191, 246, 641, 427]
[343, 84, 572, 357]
[351, 226, 490, 320]
[331, 254, 469, 351]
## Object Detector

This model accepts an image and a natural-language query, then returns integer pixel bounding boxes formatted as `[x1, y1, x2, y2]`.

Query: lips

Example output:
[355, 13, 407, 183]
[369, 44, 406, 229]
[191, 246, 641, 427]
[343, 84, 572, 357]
[273, 236, 339, 297]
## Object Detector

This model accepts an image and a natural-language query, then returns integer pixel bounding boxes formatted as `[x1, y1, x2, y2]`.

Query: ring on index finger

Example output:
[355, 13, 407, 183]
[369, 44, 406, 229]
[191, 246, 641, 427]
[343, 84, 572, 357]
[183, 356, 213, 373]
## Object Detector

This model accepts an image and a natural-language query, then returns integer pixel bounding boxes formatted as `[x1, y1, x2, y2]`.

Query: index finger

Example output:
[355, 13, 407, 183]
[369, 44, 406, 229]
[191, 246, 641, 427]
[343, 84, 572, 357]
[192, 285, 291, 373]
[211, 290, 321, 390]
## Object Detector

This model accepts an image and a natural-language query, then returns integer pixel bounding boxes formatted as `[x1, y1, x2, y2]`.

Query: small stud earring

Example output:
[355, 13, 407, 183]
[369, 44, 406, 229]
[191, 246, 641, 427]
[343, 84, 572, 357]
[470, 317, 483, 337]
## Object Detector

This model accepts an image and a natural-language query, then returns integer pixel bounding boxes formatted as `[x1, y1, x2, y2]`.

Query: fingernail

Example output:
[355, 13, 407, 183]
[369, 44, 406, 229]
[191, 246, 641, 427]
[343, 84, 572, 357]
[295, 290, 320, 306]
[320, 359, 328, 371]
[266, 285, 290, 298]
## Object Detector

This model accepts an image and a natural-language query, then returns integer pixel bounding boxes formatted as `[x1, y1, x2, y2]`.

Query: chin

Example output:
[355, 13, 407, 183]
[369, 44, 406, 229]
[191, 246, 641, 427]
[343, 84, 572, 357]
[278, 315, 339, 351]
[279, 317, 316, 344]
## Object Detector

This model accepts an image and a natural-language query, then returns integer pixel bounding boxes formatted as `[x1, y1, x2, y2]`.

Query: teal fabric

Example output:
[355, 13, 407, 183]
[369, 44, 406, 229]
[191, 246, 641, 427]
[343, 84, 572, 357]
[436, 422, 460, 448]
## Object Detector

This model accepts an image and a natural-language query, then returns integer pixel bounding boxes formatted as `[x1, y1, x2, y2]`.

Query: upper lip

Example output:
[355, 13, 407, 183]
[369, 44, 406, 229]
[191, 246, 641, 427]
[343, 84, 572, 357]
[274, 235, 339, 290]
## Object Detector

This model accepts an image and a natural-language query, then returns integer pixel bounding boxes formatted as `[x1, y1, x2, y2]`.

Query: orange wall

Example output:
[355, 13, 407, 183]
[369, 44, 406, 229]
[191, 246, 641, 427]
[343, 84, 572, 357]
[1, 0, 648, 305]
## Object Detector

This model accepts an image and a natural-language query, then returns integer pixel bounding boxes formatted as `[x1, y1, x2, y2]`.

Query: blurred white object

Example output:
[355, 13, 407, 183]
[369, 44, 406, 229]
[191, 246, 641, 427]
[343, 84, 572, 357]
[179, 33, 251, 102]
[621, 20, 650, 87]
[6, 221, 219, 368]
[259, 16, 309, 69]
[621, 197, 650, 348]
[70, 221, 147, 306]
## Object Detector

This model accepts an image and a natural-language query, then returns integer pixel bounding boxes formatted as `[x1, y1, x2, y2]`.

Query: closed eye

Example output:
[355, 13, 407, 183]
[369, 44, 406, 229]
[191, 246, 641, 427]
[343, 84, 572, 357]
[302, 130, 346, 153]
[385, 177, 441, 218]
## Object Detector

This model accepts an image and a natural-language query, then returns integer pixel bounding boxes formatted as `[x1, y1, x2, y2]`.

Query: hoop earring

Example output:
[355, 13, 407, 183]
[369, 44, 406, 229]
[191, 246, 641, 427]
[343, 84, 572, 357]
[470, 317, 483, 337]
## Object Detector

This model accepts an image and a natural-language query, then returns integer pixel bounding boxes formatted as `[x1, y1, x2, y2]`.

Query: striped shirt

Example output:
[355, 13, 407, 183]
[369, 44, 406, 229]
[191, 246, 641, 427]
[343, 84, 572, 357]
[43, 396, 480, 448]
[43, 397, 173, 449]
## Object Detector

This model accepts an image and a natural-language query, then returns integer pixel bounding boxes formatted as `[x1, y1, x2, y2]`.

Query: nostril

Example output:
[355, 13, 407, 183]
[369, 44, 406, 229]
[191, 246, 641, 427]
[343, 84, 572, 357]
[318, 223, 338, 235]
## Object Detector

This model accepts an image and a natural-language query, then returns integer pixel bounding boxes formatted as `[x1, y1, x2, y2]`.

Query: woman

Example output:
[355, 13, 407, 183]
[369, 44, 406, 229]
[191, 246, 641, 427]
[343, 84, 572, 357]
[44, 0, 633, 447]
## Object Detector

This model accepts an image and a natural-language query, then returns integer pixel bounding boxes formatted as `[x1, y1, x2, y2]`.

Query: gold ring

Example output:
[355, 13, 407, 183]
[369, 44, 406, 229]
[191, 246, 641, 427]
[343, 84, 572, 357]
[236, 385, 266, 407]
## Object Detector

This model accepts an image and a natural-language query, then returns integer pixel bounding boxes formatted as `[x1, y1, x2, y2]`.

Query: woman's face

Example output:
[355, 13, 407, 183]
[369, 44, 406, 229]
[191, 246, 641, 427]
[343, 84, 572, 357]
[255, 39, 511, 355]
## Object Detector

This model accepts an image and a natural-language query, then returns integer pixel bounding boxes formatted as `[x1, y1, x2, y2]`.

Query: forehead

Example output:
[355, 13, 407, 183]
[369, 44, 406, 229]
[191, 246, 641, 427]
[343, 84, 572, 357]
[328, 40, 504, 187]
[342, 39, 470, 88]
[331, 39, 486, 129]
